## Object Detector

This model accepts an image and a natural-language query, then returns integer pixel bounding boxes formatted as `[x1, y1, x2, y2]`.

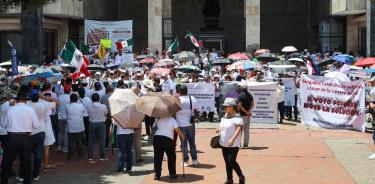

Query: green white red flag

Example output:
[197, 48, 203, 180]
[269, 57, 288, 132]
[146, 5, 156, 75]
[185, 32, 202, 48]
[61, 40, 90, 79]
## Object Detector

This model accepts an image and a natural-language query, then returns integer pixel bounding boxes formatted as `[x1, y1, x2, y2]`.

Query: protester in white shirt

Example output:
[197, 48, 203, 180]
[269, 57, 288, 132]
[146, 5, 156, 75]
[65, 93, 85, 159]
[116, 123, 135, 173]
[216, 98, 245, 184]
[26, 89, 55, 180]
[161, 73, 173, 94]
[57, 86, 71, 152]
[78, 87, 92, 145]
[114, 51, 124, 65]
[175, 85, 199, 166]
[1, 86, 39, 184]
[87, 93, 108, 162]
[92, 81, 105, 99]
[153, 117, 185, 180]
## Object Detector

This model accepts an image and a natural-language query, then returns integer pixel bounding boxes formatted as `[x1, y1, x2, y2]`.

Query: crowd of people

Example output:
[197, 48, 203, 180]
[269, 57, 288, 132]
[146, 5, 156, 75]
[0, 46, 375, 184]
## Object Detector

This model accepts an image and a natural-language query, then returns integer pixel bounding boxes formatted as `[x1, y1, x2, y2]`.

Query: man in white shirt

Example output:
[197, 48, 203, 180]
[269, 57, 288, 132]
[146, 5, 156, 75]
[57, 86, 71, 152]
[114, 51, 124, 65]
[65, 94, 85, 159]
[161, 73, 173, 94]
[175, 85, 199, 166]
[87, 93, 108, 162]
[1, 86, 39, 184]
[24, 89, 56, 181]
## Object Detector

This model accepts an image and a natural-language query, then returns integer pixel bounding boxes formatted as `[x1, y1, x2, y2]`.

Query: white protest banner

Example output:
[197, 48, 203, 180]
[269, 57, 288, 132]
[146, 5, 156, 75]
[185, 83, 215, 112]
[248, 82, 279, 124]
[123, 53, 134, 63]
[300, 75, 365, 131]
[282, 78, 297, 106]
[85, 20, 133, 52]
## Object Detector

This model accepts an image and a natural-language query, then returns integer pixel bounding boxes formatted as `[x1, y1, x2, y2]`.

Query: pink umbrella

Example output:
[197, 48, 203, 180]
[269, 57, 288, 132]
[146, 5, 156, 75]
[354, 57, 375, 67]
[150, 67, 170, 75]
[254, 49, 270, 56]
[228, 52, 250, 60]
[140, 58, 157, 64]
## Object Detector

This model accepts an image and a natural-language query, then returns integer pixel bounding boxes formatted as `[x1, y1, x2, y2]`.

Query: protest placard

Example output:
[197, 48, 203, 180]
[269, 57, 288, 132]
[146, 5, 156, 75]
[300, 75, 365, 131]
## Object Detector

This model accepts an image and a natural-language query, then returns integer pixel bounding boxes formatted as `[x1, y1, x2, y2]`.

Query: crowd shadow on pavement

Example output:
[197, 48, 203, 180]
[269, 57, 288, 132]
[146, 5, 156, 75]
[159, 174, 204, 183]
[188, 163, 216, 169]
[128, 169, 154, 177]
[247, 146, 269, 150]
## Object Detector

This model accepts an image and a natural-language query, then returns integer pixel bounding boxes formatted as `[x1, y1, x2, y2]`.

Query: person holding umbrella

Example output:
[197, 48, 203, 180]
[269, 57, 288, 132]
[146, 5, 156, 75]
[153, 116, 185, 180]
[216, 98, 245, 184]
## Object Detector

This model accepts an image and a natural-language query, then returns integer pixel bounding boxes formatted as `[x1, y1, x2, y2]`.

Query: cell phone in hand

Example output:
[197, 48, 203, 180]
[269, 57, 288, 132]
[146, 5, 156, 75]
[44, 93, 51, 97]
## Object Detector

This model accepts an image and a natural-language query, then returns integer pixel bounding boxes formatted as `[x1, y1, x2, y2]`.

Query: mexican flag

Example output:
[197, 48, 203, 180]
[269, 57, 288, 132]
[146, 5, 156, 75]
[185, 32, 202, 48]
[61, 40, 90, 78]
[116, 38, 133, 50]
[166, 39, 179, 54]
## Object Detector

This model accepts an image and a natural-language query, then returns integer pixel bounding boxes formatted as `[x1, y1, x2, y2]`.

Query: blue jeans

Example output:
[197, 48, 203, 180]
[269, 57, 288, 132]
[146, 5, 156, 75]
[19, 132, 45, 179]
[180, 125, 197, 162]
[32, 132, 45, 178]
[88, 122, 106, 159]
[117, 134, 134, 171]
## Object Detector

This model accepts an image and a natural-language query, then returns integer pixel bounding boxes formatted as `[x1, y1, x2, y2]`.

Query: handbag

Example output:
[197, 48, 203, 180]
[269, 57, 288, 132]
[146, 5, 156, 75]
[147, 118, 159, 145]
[189, 96, 195, 124]
[210, 135, 221, 149]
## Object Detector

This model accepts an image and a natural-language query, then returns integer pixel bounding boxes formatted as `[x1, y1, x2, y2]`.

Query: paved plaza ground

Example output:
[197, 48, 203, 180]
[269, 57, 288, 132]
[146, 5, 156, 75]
[6, 121, 375, 184]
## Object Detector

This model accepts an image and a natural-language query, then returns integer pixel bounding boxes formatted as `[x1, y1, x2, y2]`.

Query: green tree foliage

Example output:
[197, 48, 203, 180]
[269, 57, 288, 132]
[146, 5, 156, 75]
[0, 0, 54, 13]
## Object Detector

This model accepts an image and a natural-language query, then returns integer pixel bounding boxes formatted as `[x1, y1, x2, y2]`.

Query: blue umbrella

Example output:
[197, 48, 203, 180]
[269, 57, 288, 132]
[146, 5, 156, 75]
[365, 68, 375, 73]
[333, 54, 355, 64]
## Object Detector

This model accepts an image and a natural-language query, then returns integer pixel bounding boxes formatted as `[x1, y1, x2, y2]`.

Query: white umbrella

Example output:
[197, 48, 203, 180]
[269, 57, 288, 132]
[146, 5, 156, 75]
[109, 89, 145, 128]
[325, 71, 350, 82]
[282, 46, 298, 53]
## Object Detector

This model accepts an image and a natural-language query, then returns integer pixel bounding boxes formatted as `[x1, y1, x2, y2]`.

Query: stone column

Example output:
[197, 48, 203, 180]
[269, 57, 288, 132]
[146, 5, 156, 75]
[148, 0, 163, 53]
[245, 0, 260, 50]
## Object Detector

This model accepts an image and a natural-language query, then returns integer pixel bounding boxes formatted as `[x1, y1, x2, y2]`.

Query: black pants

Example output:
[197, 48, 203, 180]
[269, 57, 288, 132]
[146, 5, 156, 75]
[67, 132, 84, 159]
[215, 97, 223, 119]
[153, 135, 176, 176]
[201, 112, 214, 122]
[104, 117, 111, 148]
[278, 101, 285, 123]
[221, 147, 243, 180]
[145, 115, 155, 136]
[83, 116, 90, 144]
[50, 114, 58, 142]
[1, 134, 32, 184]
[286, 95, 298, 121]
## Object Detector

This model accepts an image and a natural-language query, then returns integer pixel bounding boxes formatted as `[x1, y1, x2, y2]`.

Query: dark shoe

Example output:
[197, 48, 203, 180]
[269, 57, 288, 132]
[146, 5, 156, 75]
[154, 174, 161, 180]
[115, 169, 124, 173]
[224, 180, 234, 184]
[239, 175, 245, 184]
[125, 170, 132, 174]
[169, 174, 178, 179]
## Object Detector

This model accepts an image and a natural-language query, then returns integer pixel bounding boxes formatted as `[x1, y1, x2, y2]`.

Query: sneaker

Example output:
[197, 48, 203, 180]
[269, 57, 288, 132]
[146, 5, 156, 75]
[115, 169, 124, 173]
[99, 158, 108, 161]
[242, 144, 248, 149]
[192, 160, 199, 166]
[56, 146, 62, 151]
[15, 176, 24, 182]
[33, 176, 40, 181]
[368, 153, 375, 160]
[88, 159, 96, 164]
[183, 162, 189, 167]
[63, 148, 68, 153]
